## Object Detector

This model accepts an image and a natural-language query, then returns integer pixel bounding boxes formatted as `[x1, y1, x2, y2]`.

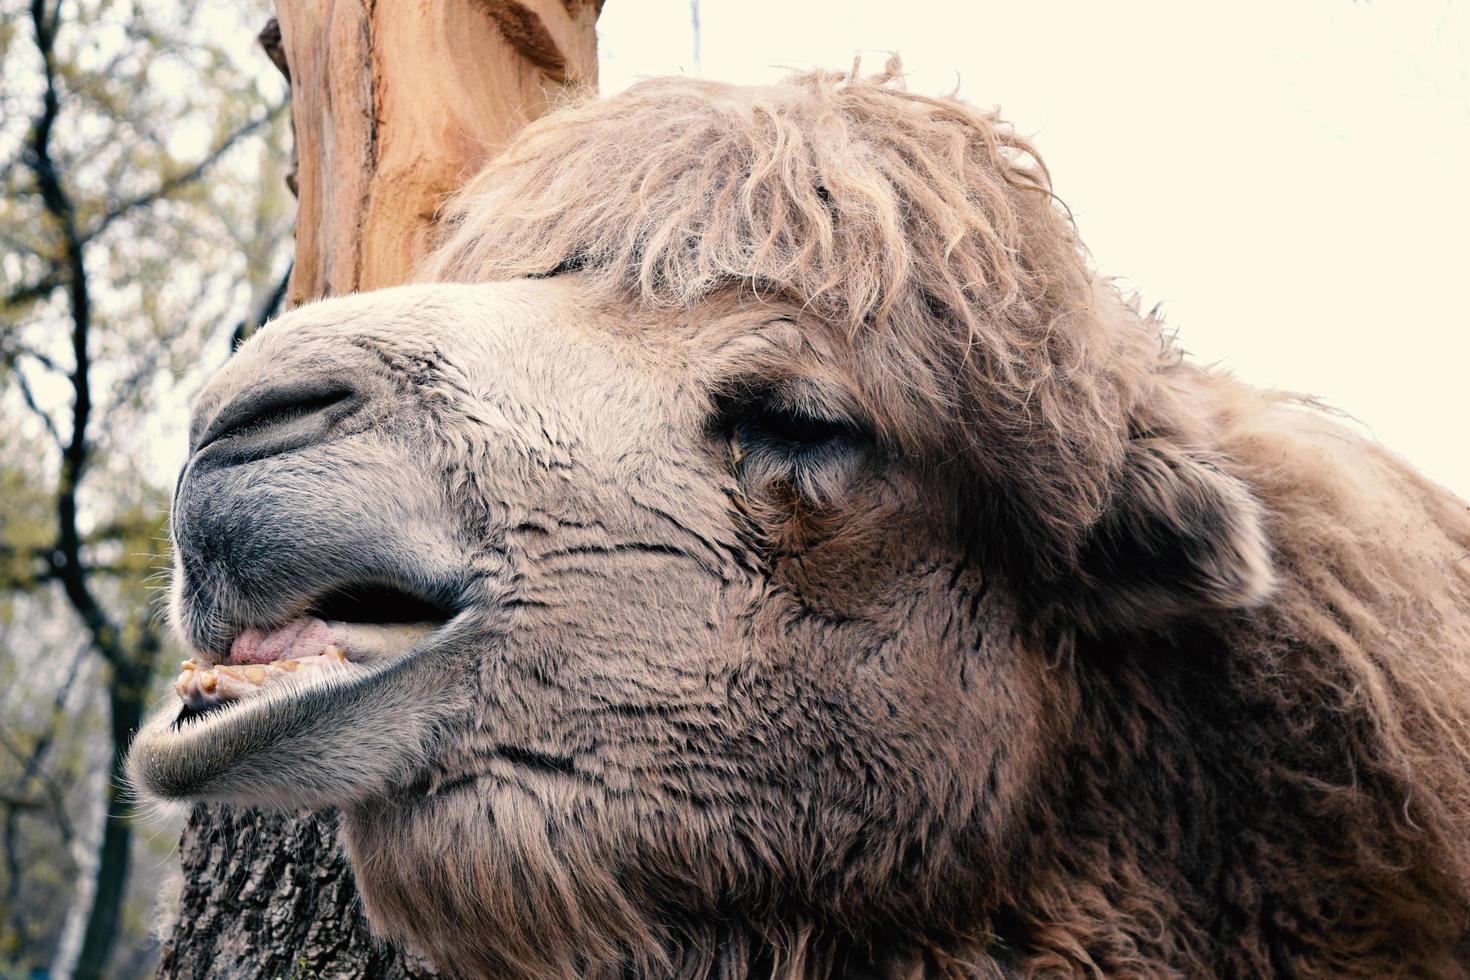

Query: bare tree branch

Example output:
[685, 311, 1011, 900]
[104, 289, 217, 418]
[2, 270, 64, 313]
[1, 333, 67, 377]
[0, 541, 151, 590]
[0, 794, 47, 810]
[25, 0, 125, 671]
[0, 645, 87, 851]
[86, 103, 286, 244]
[8, 363, 65, 451]
[19, 347, 64, 375]
[231, 258, 293, 350]
[0, 764, 75, 844]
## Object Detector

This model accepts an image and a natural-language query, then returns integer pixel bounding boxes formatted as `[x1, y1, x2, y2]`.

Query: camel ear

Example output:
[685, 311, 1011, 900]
[1073, 440, 1274, 632]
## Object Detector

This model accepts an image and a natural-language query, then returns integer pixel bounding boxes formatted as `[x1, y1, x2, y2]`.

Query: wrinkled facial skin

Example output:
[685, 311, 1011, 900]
[131, 277, 1057, 968]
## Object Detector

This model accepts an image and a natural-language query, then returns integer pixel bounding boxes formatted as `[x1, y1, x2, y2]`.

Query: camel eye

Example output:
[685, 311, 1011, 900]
[715, 389, 870, 505]
[721, 390, 866, 457]
[739, 405, 854, 451]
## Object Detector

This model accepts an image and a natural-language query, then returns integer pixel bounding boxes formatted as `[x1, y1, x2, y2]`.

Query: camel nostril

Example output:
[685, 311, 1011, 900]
[193, 379, 361, 463]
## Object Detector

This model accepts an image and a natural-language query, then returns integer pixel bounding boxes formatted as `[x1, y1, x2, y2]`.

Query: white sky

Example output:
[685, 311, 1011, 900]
[598, 0, 1470, 498]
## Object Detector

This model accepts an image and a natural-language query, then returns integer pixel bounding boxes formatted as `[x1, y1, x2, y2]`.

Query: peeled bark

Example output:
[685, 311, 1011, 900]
[157, 4, 601, 975]
[278, 0, 601, 302]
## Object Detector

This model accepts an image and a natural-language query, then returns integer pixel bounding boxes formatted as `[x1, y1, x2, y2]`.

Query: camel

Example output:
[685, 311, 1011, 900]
[129, 63, 1470, 977]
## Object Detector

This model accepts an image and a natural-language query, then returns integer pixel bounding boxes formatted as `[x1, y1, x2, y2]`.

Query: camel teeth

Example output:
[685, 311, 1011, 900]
[174, 646, 357, 707]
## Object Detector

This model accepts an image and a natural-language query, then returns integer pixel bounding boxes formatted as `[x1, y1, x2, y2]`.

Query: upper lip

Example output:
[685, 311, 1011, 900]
[305, 580, 460, 627]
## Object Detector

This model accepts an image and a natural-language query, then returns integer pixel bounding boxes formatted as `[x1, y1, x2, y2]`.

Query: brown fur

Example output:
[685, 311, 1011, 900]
[412, 61, 1470, 976]
[142, 61, 1470, 978]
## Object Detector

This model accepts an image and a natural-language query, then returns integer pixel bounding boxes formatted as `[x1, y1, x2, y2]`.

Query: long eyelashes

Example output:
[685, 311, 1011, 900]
[716, 390, 871, 506]
[737, 404, 859, 451]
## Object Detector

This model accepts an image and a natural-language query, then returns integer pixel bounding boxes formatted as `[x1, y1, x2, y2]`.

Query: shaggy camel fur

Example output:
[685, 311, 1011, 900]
[131, 62, 1470, 978]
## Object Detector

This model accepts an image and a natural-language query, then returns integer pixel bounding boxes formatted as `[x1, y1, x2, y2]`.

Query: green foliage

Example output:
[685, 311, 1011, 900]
[0, 0, 293, 975]
[280, 955, 323, 980]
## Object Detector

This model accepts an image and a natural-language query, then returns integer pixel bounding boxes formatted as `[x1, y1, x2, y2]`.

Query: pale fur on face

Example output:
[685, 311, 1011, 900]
[129, 63, 1470, 979]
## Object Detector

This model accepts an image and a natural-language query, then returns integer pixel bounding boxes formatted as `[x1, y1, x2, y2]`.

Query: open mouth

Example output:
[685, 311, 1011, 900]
[173, 582, 455, 727]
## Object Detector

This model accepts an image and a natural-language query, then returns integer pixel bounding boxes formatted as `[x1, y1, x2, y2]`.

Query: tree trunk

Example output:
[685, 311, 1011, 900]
[71, 652, 153, 980]
[157, 4, 602, 976]
[279, 0, 601, 303]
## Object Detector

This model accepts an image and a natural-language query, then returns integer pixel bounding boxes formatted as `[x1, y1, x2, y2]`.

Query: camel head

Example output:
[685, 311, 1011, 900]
[130, 67, 1470, 977]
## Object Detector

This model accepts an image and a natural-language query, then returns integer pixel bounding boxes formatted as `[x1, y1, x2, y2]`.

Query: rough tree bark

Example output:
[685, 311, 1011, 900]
[157, 4, 602, 976]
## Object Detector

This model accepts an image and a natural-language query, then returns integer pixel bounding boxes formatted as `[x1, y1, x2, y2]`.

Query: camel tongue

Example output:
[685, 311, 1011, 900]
[228, 617, 338, 665]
